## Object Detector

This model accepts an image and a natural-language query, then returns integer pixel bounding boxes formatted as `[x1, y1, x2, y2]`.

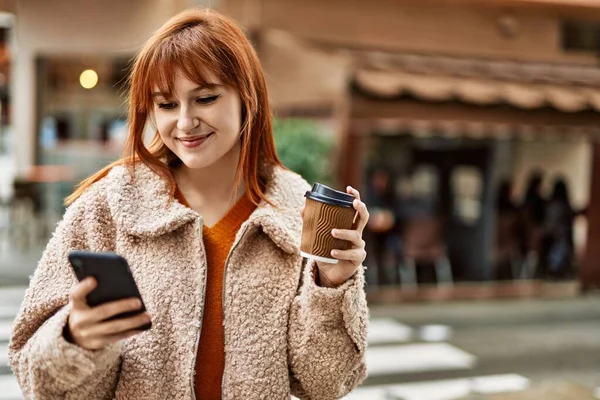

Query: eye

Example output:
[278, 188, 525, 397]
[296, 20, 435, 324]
[157, 102, 177, 110]
[197, 95, 220, 105]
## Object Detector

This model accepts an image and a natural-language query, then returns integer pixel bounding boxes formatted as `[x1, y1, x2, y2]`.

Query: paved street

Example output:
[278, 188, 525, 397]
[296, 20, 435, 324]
[0, 286, 25, 399]
[364, 296, 600, 399]
[2, 281, 600, 399]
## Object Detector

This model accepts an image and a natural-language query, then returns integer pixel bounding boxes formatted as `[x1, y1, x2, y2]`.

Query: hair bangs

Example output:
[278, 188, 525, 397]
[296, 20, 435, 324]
[143, 29, 232, 109]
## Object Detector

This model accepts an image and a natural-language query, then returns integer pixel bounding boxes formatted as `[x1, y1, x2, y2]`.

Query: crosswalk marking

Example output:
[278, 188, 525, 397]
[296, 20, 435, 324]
[0, 288, 26, 305]
[367, 318, 413, 344]
[0, 342, 9, 367]
[0, 306, 19, 320]
[470, 374, 530, 393]
[0, 374, 22, 400]
[345, 374, 530, 400]
[419, 324, 453, 342]
[0, 319, 12, 342]
[366, 342, 476, 376]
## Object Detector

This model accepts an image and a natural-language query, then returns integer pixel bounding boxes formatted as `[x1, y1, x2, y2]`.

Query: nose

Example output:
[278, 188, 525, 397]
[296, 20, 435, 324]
[177, 106, 199, 133]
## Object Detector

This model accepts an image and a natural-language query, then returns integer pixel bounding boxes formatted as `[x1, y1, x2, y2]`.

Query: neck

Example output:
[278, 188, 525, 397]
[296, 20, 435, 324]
[174, 141, 245, 208]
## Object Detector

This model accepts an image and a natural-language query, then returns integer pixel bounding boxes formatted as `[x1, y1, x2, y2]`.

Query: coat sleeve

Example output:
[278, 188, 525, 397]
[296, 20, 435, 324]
[288, 259, 369, 399]
[8, 188, 122, 400]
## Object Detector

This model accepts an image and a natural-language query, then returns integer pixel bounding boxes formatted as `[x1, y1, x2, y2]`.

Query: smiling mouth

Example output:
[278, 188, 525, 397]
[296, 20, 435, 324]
[178, 133, 213, 142]
[177, 132, 214, 148]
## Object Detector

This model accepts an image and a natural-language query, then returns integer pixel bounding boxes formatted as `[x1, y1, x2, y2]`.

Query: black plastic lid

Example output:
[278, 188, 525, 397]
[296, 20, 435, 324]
[304, 183, 355, 208]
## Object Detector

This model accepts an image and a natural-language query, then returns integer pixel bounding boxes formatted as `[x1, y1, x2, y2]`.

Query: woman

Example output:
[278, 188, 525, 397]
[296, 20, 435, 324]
[541, 178, 579, 279]
[364, 165, 399, 285]
[9, 9, 369, 400]
[520, 171, 546, 278]
[494, 179, 526, 280]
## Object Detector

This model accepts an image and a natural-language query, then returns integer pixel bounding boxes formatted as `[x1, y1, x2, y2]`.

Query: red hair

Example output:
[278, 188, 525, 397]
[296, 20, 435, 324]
[65, 8, 282, 206]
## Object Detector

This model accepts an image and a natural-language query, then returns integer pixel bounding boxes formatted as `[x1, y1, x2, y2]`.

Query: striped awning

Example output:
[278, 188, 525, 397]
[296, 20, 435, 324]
[261, 30, 600, 139]
[353, 53, 600, 113]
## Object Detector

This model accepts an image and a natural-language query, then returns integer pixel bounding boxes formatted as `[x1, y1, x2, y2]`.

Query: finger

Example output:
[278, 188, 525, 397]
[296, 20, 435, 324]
[299, 206, 305, 218]
[346, 186, 361, 202]
[332, 229, 363, 247]
[70, 277, 97, 310]
[83, 312, 151, 338]
[352, 199, 370, 232]
[92, 298, 144, 322]
[331, 248, 367, 265]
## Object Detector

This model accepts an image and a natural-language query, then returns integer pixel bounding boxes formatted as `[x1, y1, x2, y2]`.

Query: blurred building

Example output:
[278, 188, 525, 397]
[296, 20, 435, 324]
[220, 0, 600, 289]
[10, 0, 196, 174]
[0, 0, 203, 219]
[3, 0, 600, 292]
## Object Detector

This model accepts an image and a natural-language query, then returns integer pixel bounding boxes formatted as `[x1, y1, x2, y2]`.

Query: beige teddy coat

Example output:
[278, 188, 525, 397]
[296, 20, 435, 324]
[9, 162, 368, 399]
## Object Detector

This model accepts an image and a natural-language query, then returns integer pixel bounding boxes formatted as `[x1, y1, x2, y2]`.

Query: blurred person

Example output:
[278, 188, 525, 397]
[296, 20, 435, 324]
[397, 171, 452, 286]
[520, 170, 547, 278]
[540, 178, 583, 279]
[9, 9, 369, 400]
[365, 165, 400, 285]
[493, 179, 526, 280]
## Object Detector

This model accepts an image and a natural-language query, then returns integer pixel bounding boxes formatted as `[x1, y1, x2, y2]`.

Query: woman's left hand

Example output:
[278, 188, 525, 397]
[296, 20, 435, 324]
[300, 186, 370, 288]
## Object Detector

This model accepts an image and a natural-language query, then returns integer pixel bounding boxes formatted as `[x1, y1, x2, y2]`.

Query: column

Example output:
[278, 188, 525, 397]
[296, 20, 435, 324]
[582, 143, 600, 289]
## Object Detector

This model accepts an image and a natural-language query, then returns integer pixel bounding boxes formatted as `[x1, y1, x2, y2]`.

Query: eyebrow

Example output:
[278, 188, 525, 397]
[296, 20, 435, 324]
[152, 83, 223, 98]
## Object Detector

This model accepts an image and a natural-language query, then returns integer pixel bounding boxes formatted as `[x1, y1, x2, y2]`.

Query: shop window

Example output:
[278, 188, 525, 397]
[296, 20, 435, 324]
[411, 165, 438, 200]
[561, 20, 600, 53]
[451, 167, 483, 225]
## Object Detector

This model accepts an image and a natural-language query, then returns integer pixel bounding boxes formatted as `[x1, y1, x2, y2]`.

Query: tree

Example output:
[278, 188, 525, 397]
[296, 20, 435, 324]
[273, 118, 334, 186]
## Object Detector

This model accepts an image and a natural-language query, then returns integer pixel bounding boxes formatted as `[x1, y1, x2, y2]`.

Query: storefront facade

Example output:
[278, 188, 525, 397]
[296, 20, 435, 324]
[224, 0, 600, 290]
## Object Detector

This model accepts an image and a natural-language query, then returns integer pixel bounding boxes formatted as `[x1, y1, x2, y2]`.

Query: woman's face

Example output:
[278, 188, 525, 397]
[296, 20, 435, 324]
[152, 70, 242, 170]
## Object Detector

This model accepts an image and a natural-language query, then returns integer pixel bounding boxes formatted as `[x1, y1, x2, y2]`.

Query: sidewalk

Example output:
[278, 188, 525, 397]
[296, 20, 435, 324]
[370, 292, 600, 328]
[366, 279, 581, 304]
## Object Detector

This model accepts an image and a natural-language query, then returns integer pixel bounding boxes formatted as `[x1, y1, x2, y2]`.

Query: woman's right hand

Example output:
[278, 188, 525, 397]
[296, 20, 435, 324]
[65, 277, 152, 350]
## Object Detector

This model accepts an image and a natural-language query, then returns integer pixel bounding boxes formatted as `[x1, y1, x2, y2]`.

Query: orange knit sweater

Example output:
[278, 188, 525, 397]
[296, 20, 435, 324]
[175, 188, 257, 400]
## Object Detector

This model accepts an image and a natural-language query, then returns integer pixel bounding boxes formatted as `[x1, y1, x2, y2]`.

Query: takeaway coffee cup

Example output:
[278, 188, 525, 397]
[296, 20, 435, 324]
[300, 183, 357, 264]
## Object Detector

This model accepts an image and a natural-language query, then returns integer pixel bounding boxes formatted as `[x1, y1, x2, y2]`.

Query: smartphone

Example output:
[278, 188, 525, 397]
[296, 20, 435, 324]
[67, 250, 152, 331]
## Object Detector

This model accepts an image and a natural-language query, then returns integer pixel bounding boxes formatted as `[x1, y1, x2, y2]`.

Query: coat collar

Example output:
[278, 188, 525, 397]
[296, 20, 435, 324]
[104, 163, 309, 254]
